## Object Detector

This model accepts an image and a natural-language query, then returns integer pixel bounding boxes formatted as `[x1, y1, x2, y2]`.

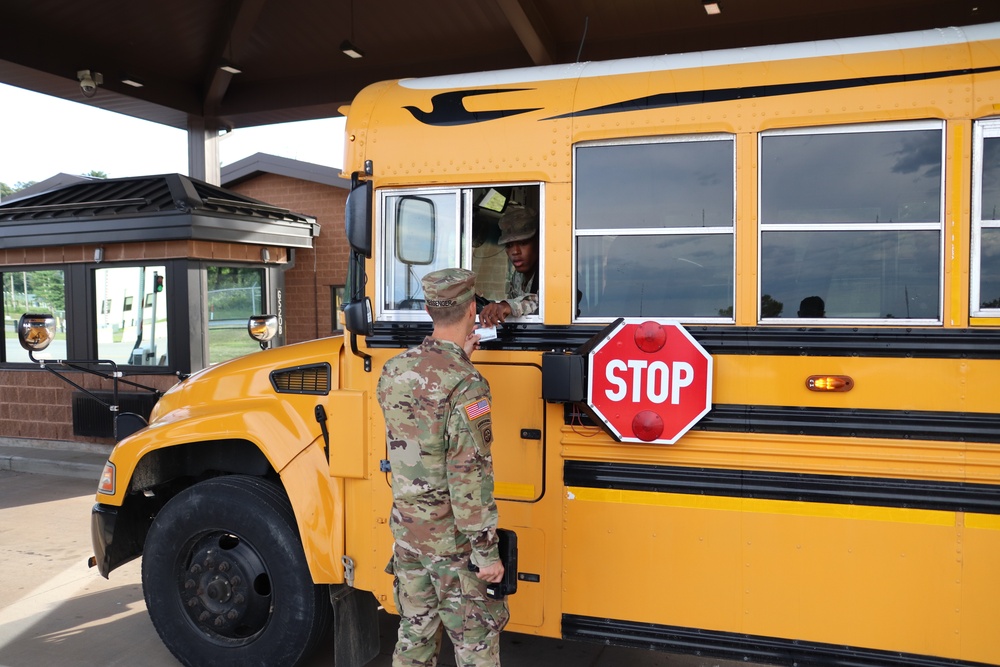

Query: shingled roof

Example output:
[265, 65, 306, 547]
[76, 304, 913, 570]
[0, 173, 318, 250]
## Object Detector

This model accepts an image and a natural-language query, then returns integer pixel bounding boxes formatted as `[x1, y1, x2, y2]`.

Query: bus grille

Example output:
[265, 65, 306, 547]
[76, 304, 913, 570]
[270, 363, 331, 395]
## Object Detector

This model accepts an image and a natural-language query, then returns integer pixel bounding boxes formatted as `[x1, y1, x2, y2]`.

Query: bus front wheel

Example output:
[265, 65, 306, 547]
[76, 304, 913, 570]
[141, 475, 330, 667]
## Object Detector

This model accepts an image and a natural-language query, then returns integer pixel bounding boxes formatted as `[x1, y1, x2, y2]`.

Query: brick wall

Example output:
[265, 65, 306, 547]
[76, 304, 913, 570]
[228, 174, 350, 344]
[0, 368, 176, 445]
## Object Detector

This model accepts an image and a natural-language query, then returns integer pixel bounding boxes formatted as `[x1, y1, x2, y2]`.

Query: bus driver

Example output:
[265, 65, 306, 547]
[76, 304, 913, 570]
[478, 206, 539, 327]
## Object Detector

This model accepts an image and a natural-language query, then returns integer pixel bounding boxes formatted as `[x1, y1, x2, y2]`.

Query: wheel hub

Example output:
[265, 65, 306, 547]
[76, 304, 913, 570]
[178, 533, 273, 642]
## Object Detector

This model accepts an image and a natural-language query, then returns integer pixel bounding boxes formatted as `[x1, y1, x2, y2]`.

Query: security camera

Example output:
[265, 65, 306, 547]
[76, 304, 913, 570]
[77, 69, 103, 97]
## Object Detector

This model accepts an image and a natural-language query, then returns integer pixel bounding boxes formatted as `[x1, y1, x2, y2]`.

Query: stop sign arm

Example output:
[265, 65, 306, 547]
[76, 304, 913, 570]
[541, 318, 624, 404]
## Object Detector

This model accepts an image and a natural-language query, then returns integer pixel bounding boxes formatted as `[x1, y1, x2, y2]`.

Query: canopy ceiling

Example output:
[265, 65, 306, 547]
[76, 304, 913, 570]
[2, 1, 997, 134]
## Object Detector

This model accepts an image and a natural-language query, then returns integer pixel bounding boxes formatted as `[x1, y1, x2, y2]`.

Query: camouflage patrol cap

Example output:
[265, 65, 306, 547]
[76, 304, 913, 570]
[498, 206, 538, 245]
[422, 268, 477, 308]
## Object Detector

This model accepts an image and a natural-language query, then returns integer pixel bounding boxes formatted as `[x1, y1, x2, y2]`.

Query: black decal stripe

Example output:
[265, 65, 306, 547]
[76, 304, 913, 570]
[368, 322, 1000, 359]
[403, 89, 541, 126]
[700, 404, 1000, 443]
[562, 614, 994, 667]
[566, 403, 1000, 444]
[545, 65, 1000, 121]
[563, 461, 1000, 515]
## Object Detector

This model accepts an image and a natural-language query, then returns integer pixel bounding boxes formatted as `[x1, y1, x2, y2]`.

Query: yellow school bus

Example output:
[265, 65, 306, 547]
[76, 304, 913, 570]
[73, 21, 1000, 667]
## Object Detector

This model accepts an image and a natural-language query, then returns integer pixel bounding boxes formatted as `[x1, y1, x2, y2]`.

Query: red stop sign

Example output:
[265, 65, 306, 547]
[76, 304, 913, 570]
[588, 320, 713, 444]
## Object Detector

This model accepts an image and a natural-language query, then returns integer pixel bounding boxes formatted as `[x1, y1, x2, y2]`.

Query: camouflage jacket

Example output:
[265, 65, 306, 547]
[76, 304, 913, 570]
[377, 337, 500, 568]
[504, 267, 539, 318]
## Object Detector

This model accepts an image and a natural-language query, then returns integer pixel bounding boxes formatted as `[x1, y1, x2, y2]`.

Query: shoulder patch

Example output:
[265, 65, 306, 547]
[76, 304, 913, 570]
[464, 397, 491, 421]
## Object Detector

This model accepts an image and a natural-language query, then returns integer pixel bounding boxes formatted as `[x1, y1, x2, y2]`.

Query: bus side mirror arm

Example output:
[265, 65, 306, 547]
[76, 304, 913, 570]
[350, 332, 372, 373]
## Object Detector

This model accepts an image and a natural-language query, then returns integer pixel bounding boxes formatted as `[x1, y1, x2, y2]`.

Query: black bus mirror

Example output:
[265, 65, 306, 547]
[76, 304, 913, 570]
[345, 179, 372, 258]
[344, 298, 373, 336]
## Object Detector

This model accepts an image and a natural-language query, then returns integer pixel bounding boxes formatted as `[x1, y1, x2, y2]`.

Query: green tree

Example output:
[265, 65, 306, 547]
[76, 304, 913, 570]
[208, 266, 263, 288]
[0, 180, 37, 200]
[761, 294, 784, 318]
[1, 173, 103, 201]
[30, 271, 66, 311]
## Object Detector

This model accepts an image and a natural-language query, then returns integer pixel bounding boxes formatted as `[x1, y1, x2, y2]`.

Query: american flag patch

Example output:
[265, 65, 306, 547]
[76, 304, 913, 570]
[465, 398, 491, 420]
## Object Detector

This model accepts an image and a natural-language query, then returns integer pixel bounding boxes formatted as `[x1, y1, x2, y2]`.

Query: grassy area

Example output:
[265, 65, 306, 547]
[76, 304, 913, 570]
[208, 326, 260, 365]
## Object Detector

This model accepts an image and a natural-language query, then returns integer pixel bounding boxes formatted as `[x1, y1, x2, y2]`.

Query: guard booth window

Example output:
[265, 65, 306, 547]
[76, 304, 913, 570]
[207, 266, 265, 364]
[2, 269, 66, 363]
[95, 265, 169, 366]
[574, 135, 736, 322]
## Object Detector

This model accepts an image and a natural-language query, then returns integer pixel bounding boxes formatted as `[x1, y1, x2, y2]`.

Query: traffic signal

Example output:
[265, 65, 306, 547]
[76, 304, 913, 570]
[154, 274, 164, 293]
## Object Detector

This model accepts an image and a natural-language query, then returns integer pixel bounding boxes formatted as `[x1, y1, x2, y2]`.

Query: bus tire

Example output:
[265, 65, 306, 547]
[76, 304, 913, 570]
[141, 475, 331, 667]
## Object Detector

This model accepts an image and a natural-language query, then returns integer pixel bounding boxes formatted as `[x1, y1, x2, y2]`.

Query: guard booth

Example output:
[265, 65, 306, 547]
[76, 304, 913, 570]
[0, 173, 318, 444]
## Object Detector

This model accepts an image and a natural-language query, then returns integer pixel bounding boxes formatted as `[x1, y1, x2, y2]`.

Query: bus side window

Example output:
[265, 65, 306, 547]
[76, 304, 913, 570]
[574, 136, 735, 322]
[586, 235, 733, 318]
[470, 185, 543, 320]
[472, 212, 507, 302]
[382, 191, 461, 315]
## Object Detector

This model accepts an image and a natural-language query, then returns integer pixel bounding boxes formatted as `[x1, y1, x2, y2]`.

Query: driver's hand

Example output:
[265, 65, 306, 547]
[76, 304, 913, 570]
[479, 301, 511, 328]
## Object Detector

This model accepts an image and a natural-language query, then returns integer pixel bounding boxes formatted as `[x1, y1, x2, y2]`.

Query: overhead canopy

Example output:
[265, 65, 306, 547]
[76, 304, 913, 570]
[1, 1, 996, 133]
[0, 174, 319, 250]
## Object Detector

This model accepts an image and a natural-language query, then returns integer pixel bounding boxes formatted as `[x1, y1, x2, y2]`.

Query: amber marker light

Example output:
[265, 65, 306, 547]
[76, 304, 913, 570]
[98, 462, 116, 495]
[806, 375, 854, 392]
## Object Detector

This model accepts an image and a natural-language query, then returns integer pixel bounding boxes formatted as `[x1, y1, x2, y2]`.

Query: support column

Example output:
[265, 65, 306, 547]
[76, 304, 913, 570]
[187, 117, 221, 185]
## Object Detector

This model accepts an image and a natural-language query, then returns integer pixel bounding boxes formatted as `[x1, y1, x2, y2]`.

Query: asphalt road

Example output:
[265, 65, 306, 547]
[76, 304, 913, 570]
[0, 469, 778, 667]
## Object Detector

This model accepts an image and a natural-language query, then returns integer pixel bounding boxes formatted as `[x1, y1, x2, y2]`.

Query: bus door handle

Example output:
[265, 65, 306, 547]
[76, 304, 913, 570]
[520, 429, 541, 440]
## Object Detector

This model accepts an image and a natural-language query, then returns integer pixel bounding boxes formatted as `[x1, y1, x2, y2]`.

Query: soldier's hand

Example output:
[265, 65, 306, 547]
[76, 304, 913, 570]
[479, 301, 511, 328]
[475, 560, 505, 584]
[463, 332, 481, 356]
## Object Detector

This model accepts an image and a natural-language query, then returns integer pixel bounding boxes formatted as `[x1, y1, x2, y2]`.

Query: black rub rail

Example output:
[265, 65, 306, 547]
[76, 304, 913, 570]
[563, 460, 1000, 515]
[366, 322, 1000, 359]
[562, 614, 997, 667]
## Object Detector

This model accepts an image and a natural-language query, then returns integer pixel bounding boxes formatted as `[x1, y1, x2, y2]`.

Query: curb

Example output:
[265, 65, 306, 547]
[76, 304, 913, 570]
[0, 454, 102, 480]
[0, 446, 106, 481]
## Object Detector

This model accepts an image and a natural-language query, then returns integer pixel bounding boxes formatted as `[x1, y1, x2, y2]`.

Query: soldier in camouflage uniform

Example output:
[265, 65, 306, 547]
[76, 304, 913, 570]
[378, 268, 509, 667]
[479, 206, 539, 327]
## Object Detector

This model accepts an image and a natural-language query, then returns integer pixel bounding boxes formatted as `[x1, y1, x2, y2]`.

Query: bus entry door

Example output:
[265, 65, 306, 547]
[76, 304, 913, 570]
[478, 362, 544, 503]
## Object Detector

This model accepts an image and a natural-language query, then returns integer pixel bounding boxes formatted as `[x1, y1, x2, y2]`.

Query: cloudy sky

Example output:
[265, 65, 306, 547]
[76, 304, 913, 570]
[0, 83, 345, 187]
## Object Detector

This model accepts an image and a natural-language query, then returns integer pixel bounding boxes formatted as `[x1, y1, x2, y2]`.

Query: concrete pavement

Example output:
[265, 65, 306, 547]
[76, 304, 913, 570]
[0, 442, 778, 667]
[0, 438, 107, 480]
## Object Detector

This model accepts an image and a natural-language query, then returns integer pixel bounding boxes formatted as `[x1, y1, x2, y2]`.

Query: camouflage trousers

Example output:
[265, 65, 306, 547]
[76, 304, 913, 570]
[389, 544, 510, 667]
